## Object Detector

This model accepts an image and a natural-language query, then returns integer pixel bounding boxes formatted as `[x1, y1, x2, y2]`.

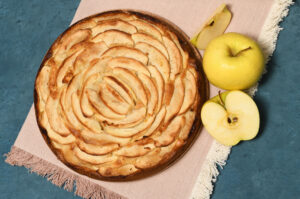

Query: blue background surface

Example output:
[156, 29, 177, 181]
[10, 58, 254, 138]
[0, 0, 299, 198]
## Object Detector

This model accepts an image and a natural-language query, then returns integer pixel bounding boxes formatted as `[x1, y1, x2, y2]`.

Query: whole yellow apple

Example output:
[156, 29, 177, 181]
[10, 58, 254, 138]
[203, 33, 265, 90]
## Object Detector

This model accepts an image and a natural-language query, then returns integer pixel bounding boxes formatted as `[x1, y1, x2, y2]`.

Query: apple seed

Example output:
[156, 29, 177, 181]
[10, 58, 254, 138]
[227, 116, 238, 124]
[232, 117, 238, 122]
[227, 117, 232, 123]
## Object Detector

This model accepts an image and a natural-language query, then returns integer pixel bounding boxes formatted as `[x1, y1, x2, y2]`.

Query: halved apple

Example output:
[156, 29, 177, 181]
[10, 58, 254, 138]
[201, 90, 260, 146]
[190, 3, 232, 50]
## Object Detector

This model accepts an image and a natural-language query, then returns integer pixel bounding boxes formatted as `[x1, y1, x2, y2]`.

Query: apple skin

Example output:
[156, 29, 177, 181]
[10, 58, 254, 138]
[203, 33, 265, 90]
[210, 90, 229, 104]
[201, 90, 260, 146]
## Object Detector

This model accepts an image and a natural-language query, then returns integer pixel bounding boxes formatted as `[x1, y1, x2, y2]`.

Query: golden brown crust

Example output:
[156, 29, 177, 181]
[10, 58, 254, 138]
[34, 10, 209, 181]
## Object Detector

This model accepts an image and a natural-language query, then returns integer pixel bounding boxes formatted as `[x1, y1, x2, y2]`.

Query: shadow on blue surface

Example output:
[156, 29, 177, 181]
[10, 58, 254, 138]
[212, 2, 300, 199]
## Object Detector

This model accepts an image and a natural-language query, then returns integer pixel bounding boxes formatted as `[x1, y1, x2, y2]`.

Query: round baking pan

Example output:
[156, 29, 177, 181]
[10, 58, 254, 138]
[34, 9, 210, 181]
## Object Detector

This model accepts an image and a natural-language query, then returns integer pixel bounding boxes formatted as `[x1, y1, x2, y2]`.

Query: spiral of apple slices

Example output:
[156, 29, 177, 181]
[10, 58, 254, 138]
[35, 12, 199, 178]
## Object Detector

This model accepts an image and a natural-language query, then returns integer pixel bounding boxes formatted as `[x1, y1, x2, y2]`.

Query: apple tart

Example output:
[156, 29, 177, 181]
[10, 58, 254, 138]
[34, 10, 208, 180]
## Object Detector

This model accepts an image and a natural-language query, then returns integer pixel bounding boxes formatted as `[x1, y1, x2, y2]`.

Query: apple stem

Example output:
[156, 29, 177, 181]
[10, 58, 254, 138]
[218, 90, 226, 109]
[234, 46, 252, 57]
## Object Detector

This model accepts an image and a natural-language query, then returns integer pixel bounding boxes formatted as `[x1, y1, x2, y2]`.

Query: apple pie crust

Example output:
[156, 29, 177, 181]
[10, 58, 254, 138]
[34, 10, 209, 180]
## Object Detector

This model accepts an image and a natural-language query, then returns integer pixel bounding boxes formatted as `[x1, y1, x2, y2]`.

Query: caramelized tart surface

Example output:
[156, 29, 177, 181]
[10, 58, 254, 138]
[34, 10, 208, 180]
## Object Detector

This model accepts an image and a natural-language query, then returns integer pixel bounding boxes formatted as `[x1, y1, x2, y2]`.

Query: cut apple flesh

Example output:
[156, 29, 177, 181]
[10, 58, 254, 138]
[190, 3, 232, 50]
[201, 91, 260, 146]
